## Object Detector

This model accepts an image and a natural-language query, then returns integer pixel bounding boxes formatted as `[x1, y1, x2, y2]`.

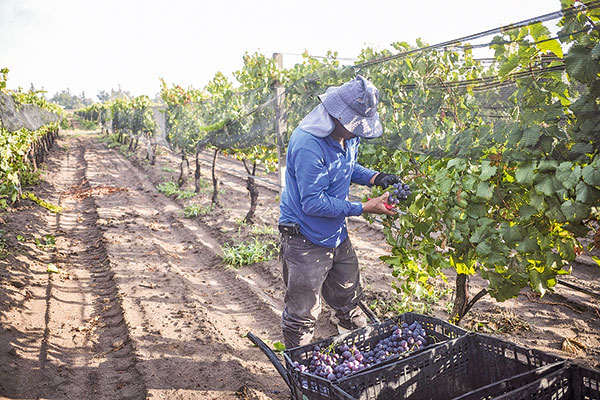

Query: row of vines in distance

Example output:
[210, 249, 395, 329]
[0, 68, 63, 211]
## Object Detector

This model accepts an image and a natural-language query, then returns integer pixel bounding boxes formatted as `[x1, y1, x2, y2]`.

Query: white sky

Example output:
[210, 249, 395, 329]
[0, 0, 561, 100]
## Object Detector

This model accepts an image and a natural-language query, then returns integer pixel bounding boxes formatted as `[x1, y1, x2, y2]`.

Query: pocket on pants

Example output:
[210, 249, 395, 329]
[286, 234, 314, 252]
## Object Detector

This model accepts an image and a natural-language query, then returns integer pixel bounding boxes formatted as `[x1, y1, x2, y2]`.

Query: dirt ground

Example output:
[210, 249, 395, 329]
[1, 128, 599, 400]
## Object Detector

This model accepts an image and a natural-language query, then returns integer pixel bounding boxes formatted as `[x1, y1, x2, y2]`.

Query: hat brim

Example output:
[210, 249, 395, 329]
[318, 88, 383, 139]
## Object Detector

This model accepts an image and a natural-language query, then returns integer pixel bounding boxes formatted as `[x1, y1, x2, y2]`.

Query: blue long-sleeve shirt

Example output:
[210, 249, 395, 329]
[279, 127, 377, 248]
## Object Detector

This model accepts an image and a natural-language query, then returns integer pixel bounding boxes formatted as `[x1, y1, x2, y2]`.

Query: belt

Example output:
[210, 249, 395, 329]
[278, 222, 301, 235]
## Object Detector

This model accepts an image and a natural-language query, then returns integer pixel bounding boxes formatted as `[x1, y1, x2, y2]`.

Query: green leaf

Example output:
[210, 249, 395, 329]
[529, 23, 551, 40]
[519, 205, 537, 220]
[521, 126, 541, 147]
[499, 54, 520, 78]
[529, 193, 547, 212]
[47, 263, 60, 274]
[475, 182, 493, 200]
[485, 271, 523, 302]
[529, 269, 546, 297]
[537, 160, 559, 172]
[380, 255, 404, 267]
[556, 162, 580, 190]
[273, 341, 286, 352]
[470, 225, 488, 244]
[447, 158, 466, 171]
[560, 200, 591, 222]
[592, 43, 600, 60]
[592, 256, 600, 267]
[582, 164, 600, 186]
[508, 125, 523, 146]
[565, 44, 600, 83]
[501, 224, 524, 245]
[480, 162, 497, 181]
[534, 175, 556, 196]
[468, 203, 489, 218]
[537, 39, 563, 58]
[563, 222, 590, 237]
[475, 241, 492, 256]
[515, 163, 535, 184]
[516, 237, 538, 253]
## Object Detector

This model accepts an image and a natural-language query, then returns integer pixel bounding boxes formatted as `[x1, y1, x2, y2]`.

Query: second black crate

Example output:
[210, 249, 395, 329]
[332, 333, 565, 400]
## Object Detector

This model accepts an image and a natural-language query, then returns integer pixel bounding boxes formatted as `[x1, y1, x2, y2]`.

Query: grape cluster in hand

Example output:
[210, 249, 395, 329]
[293, 320, 428, 381]
[387, 182, 412, 205]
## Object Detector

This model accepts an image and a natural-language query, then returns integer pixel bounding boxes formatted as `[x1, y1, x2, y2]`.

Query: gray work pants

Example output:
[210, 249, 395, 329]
[280, 233, 366, 349]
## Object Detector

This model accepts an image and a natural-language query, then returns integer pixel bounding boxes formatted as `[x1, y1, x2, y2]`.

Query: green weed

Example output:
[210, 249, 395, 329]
[250, 224, 277, 236]
[183, 204, 213, 218]
[157, 181, 196, 200]
[221, 238, 277, 268]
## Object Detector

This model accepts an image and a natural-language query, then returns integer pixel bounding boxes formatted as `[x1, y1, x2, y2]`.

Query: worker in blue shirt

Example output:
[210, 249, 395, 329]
[279, 75, 403, 348]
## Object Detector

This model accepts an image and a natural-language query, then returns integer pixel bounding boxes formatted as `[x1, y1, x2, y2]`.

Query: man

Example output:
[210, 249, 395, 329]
[278, 75, 403, 349]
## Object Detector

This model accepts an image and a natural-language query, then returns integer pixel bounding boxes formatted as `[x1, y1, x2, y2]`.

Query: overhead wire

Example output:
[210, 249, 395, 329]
[187, 2, 597, 154]
[351, 1, 600, 70]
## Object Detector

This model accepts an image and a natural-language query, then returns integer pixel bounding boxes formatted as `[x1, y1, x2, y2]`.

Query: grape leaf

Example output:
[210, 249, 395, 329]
[519, 205, 537, 220]
[556, 162, 580, 190]
[475, 182, 493, 200]
[529, 23, 551, 41]
[521, 126, 541, 147]
[534, 176, 556, 196]
[537, 39, 563, 58]
[560, 200, 591, 222]
[486, 271, 523, 302]
[499, 54, 520, 78]
[515, 163, 535, 184]
[582, 164, 600, 186]
[529, 269, 547, 296]
[565, 44, 600, 83]
[501, 224, 524, 245]
[447, 158, 466, 171]
[592, 43, 600, 60]
[537, 160, 559, 172]
[516, 237, 539, 253]
[273, 341, 286, 352]
[450, 257, 475, 275]
[475, 241, 492, 256]
[479, 162, 497, 181]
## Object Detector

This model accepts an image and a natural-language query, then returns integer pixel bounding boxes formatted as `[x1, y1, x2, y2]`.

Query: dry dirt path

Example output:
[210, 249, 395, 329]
[1, 131, 291, 399]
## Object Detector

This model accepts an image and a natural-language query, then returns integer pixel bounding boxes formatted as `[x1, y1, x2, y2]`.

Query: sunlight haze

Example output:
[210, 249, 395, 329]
[0, 0, 560, 99]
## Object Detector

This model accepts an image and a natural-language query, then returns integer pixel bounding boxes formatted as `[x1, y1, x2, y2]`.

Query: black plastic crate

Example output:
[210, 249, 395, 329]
[283, 312, 468, 400]
[451, 362, 565, 400]
[332, 333, 564, 400]
[490, 364, 600, 400]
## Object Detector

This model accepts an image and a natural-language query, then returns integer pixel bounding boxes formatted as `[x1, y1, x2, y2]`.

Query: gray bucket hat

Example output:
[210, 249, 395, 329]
[318, 75, 383, 139]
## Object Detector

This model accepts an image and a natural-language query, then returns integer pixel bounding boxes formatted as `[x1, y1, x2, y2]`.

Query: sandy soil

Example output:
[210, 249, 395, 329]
[0, 129, 598, 400]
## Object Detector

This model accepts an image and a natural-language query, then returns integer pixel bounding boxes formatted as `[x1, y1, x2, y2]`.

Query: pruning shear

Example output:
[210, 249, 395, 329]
[368, 198, 406, 215]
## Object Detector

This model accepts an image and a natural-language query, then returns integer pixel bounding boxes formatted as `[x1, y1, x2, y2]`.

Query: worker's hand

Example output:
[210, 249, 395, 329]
[363, 193, 396, 216]
[373, 172, 401, 188]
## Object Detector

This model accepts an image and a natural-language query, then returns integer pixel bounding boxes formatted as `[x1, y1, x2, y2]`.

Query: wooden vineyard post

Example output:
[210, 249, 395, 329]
[273, 53, 287, 198]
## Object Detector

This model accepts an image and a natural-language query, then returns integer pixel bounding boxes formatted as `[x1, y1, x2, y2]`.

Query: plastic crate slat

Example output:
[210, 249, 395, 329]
[333, 333, 565, 400]
[452, 362, 565, 400]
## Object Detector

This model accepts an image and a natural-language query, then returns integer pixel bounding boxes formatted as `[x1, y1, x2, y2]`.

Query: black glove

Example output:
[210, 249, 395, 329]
[373, 173, 401, 188]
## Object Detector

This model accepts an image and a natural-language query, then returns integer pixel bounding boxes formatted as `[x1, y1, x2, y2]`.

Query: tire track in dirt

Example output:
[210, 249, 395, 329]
[0, 134, 147, 400]
[80, 135, 289, 398]
[55, 139, 147, 399]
